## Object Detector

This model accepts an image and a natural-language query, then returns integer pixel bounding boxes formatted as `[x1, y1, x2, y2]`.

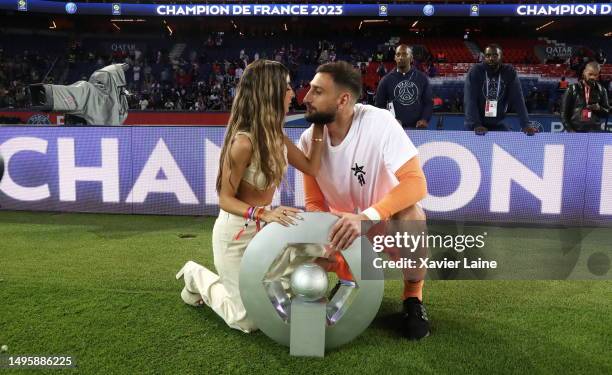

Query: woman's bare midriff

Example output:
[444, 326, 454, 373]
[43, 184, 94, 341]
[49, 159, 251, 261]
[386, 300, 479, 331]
[236, 181, 276, 207]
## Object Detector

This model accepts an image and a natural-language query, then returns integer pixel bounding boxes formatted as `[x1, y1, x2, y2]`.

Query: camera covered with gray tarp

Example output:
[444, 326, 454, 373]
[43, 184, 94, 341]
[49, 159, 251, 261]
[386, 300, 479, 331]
[29, 63, 130, 126]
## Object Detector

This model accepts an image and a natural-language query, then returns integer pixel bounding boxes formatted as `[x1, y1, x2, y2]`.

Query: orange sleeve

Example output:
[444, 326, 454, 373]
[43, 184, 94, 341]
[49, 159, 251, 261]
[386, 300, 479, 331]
[369, 156, 427, 220]
[303, 174, 329, 212]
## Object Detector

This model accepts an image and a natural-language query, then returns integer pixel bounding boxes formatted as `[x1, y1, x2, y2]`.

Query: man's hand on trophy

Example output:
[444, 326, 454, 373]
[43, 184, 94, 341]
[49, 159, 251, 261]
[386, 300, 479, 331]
[328, 212, 368, 251]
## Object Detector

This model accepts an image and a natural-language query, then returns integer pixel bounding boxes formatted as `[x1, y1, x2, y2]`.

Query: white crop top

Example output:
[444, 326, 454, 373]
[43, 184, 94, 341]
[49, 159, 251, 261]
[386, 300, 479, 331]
[235, 131, 288, 190]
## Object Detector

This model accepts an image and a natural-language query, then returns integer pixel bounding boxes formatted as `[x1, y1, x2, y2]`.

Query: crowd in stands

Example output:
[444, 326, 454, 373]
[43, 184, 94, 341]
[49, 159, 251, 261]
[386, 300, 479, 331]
[0, 48, 57, 109]
[1, 34, 610, 116]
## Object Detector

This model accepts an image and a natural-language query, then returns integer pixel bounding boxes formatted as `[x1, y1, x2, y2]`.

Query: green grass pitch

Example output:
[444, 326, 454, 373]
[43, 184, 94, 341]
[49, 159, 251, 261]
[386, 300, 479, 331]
[0, 211, 610, 374]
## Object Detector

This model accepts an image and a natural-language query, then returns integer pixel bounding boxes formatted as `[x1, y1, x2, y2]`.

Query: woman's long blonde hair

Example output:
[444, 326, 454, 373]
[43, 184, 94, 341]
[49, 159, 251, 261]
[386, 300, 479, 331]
[216, 60, 289, 192]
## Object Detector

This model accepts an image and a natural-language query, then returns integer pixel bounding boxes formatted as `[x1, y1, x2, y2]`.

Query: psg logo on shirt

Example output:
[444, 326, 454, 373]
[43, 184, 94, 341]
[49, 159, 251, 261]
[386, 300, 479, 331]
[394, 80, 420, 106]
[482, 77, 506, 100]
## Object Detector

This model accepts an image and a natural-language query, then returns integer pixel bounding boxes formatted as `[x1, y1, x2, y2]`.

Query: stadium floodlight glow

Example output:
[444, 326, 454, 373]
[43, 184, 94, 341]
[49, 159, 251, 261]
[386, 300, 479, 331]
[110, 19, 146, 23]
[536, 20, 555, 31]
[358, 19, 388, 30]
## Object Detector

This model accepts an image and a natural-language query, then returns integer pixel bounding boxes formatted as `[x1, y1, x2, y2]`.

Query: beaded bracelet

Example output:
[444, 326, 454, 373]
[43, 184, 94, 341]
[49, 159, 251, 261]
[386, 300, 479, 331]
[249, 206, 261, 222]
[234, 206, 254, 240]
[255, 207, 265, 231]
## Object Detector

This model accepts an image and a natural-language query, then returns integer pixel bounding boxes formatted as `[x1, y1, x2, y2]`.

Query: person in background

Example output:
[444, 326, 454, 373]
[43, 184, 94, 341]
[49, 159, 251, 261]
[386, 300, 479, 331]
[464, 44, 538, 135]
[376, 45, 432, 129]
[561, 61, 610, 132]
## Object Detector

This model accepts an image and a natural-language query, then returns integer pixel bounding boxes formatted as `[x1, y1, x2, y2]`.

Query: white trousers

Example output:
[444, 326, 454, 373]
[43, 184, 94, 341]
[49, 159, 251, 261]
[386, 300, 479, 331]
[177, 209, 258, 332]
[177, 209, 325, 333]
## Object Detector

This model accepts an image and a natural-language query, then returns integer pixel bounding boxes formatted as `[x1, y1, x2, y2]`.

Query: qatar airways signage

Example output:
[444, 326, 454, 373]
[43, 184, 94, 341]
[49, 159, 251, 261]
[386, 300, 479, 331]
[0, 127, 611, 225]
[545, 45, 573, 59]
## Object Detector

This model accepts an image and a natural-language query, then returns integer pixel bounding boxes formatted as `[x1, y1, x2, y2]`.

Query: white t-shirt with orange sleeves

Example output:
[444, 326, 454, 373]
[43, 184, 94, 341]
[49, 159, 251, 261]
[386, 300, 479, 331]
[298, 104, 418, 218]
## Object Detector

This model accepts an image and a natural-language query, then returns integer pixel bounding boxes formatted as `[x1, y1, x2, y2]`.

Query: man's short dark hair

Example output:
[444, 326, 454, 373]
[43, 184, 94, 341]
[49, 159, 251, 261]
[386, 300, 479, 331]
[316, 61, 363, 102]
[485, 44, 503, 54]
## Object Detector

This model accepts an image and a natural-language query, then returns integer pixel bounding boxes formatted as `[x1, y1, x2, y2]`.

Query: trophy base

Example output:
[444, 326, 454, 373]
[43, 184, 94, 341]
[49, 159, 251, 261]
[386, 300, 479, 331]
[289, 298, 326, 357]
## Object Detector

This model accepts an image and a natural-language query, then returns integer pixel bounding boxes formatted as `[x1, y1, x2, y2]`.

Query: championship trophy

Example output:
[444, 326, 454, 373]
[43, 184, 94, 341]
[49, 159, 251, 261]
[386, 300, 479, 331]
[239, 212, 384, 357]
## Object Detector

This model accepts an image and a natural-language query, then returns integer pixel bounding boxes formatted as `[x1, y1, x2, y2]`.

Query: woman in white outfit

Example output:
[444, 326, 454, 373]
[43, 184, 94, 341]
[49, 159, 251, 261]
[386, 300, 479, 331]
[176, 60, 325, 332]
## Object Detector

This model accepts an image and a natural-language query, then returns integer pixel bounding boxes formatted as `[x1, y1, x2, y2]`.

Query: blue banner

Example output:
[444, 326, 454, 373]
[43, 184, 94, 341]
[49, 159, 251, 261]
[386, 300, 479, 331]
[409, 131, 588, 225]
[0, 127, 611, 225]
[2, 1, 611, 17]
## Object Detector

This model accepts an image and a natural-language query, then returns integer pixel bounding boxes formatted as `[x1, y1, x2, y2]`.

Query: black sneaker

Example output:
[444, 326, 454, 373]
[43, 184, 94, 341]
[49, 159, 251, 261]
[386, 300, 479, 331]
[401, 297, 430, 340]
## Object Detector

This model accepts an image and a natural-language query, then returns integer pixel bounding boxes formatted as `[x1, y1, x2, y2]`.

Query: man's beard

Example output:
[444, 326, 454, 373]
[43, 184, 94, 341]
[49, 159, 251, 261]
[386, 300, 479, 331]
[305, 109, 336, 125]
[485, 63, 500, 74]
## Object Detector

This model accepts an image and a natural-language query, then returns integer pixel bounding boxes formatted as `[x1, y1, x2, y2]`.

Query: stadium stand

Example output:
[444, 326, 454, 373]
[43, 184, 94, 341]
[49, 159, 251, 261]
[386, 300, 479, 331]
[476, 38, 546, 64]
[1, 28, 610, 114]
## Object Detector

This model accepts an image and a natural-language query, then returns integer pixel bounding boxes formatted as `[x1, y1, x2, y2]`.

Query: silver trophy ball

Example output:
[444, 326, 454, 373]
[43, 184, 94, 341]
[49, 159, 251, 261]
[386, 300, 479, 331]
[290, 263, 328, 301]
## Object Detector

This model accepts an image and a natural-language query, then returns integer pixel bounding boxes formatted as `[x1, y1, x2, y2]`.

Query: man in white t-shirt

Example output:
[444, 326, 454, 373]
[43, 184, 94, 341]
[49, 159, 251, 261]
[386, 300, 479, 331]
[299, 61, 430, 340]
